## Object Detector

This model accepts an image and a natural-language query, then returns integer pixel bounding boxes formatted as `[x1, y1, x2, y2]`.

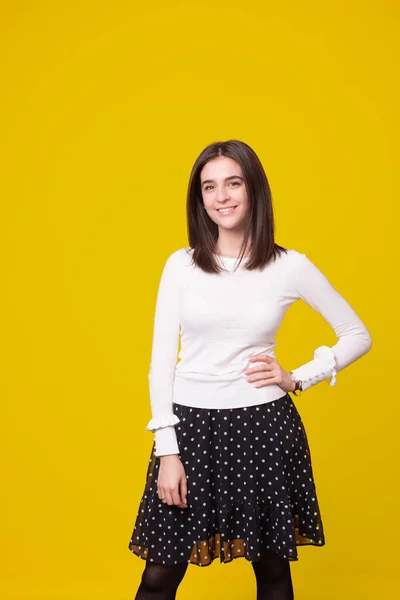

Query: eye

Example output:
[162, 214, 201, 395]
[204, 185, 213, 191]
[229, 181, 240, 186]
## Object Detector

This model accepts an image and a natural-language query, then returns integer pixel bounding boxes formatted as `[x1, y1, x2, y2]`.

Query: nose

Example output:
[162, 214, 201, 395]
[215, 184, 230, 203]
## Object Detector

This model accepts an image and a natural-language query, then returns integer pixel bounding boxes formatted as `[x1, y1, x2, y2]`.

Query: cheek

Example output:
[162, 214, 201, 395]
[203, 197, 215, 211]
[237, 195, 249, 213]
[234, 187, 248, 205]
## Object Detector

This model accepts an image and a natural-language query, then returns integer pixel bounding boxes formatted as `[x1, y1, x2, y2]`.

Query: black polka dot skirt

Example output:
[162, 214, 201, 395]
[128, 393, 325, 566]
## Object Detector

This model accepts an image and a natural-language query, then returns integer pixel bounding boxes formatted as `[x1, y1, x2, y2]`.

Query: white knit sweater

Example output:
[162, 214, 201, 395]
[146, 248, 372, 456]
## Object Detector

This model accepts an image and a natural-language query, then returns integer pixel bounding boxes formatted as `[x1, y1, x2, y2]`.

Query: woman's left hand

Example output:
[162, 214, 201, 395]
[243, 354, 296, 393]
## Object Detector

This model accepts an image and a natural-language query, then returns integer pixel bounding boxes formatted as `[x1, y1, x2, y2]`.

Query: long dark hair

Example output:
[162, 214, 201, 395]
[186, 139, 287, 273]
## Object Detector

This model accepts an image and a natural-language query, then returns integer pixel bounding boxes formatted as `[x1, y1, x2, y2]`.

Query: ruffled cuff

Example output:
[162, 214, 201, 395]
[146, 413, 180, 432]
[290, 345, 337, 392]
[316, 346, 337, 386]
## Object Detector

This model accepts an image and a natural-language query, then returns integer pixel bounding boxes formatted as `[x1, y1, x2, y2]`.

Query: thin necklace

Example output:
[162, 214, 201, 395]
[215, 250, 250, 259]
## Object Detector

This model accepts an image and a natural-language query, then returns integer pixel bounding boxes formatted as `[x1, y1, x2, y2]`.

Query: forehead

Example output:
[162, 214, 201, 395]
[200, 156, 242, 180]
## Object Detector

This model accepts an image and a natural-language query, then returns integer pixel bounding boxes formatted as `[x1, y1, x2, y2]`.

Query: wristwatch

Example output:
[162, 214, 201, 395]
[290, 372, 303, 396]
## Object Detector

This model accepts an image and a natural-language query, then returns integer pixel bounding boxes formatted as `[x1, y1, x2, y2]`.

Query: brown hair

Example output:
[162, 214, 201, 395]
[185, 139, 287, 273]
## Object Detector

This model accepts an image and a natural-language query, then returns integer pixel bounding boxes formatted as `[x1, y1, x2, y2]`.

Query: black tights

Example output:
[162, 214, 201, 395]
[134, 549, 294, 600]
[251, 549, 294, 600]
[134, 562, 188, 600]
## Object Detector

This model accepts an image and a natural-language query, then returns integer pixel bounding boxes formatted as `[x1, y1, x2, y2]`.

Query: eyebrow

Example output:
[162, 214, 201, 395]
[201, 175, 244, 187]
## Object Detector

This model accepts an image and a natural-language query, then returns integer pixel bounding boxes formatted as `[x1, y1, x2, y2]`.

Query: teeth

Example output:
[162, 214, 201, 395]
[218, 206, 237, 212]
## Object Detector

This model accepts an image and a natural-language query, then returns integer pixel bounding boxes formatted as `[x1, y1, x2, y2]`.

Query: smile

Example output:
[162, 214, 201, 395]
[216, 205, 238, 214]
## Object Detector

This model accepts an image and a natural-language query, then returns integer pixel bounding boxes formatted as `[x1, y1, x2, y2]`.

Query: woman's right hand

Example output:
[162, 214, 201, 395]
[157, 455, 188, 509]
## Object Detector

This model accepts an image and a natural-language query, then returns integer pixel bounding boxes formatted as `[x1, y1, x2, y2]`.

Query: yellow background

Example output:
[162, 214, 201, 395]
[1, 1, 398, 599]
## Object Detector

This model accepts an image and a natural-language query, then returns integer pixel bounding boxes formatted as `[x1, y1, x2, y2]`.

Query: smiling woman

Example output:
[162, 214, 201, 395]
[185, 140, 283, 272]
[201, 171, 248, 227]
[128, 140, 372, 600]
[201, 158, 250, 245]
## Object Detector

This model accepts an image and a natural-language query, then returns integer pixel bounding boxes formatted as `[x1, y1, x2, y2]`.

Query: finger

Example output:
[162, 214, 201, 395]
[180, 477, 188, 507]
[252, 371, 279, 383]
[249, 354, 275, 363]
[166, 488, 181, 506]
[247, 367, 278, 381]
[254, 375, 282, 388]
[164, 491, 174, 506]
[246, 356, 276, 371]
[157, 488, 165, 500]
[172, 488, 186, 508]
[246, 362, 275, 374]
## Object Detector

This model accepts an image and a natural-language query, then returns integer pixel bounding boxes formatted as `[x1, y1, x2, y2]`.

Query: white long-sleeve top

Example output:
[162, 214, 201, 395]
[146, 247, 372, 456]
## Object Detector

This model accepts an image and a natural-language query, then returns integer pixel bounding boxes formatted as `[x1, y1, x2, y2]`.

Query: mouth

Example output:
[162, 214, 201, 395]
[216, 205, 238, 215]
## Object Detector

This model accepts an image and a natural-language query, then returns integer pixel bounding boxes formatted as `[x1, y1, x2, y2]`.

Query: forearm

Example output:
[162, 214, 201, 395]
[290, 324, 372, 392]
[289, 254, 372, 392]
[146, 366, 181, 455]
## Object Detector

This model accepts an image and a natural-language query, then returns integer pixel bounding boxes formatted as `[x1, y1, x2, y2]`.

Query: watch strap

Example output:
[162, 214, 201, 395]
[290, 372, 303, 396]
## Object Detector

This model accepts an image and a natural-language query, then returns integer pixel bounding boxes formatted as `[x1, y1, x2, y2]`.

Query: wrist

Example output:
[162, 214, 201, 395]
[289, 372, 303, 396]
[159, 454, 180, 461]
[155, 425, 180, 457]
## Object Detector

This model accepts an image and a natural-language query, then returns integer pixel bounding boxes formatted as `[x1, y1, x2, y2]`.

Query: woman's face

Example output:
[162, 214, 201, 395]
[200, 156, 249, 232]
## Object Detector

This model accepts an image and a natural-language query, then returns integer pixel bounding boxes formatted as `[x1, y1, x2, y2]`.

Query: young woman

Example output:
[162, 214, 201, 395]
[128, 140, 372, 600]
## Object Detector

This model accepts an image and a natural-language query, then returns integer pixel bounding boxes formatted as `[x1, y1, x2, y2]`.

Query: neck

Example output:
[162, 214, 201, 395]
[214, 241, 251, 259]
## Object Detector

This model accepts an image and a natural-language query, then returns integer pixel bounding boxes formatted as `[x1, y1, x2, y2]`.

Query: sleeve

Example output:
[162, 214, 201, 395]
[288, 253, 372, 391]
[145, 251, 182, 456]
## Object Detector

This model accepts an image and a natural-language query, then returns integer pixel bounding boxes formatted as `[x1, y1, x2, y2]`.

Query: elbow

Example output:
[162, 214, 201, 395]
[349, 322, 373, 358]
[364, 328, 373, 353]
[359, 328, 373, 357]
[367, 334, 373, 353]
